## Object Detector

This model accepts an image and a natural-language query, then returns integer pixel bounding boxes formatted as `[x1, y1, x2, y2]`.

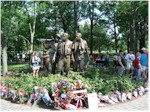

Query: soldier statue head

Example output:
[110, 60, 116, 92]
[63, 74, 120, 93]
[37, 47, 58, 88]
[54, 33, 61, 42]
[76, 33, 82, 42]
[62, 33, 69, 42]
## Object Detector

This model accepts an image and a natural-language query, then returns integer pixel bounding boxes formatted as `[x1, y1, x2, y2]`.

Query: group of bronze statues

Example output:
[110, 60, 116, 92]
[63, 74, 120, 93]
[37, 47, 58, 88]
[42, 32, 89, 76]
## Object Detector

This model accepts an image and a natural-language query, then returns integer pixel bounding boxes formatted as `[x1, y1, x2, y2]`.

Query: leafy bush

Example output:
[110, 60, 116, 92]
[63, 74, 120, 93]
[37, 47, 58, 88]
[2, 67, 143, 99]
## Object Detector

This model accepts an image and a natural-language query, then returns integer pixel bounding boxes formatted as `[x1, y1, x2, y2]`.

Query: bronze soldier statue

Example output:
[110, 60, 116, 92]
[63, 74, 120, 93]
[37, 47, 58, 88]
[42, 34, 61, 74]
[41, 50, 50, 72]
[73, 33, 89, 72]
[53, 33, 74, 76]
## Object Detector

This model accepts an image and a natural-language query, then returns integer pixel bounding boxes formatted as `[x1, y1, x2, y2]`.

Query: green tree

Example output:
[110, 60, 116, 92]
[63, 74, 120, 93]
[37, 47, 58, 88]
[98, 1, 119, 53]
[1, 1, 14, 75]
[116, 1, 148, 52]
[24, 1, 37, 53]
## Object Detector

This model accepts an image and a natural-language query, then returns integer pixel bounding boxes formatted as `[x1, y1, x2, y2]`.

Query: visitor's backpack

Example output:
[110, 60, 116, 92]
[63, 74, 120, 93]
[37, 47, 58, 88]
[117, 55, 126, 66]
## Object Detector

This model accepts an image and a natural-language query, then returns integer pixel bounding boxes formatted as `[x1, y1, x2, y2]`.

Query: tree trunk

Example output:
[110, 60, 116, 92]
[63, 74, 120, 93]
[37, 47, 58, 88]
[1, 1, 12, 75]
[30, 30, 34, 53]
[89, 1, 94, 55]
[130, 2, 138, 53]
[98, 46, 101, 55]
[1, 32, 8, 76]
[54, 9, 57, 36]
[134, 20, 138, 53]
[132, 7, 137, 53]
[127, 33, 130, 53]
[29, 1, 37, 53]
[132, 15, 135, 52]
[129, 11, 133, 51]
[139, 19, 146, 49]
[113, 15, 117, 53]
[143, 22, 146, 47]
[74, 1, 78, 39]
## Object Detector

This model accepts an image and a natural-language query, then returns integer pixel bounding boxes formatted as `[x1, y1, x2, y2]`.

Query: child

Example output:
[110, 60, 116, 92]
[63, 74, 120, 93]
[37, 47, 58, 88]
[32, 51, 41, 77]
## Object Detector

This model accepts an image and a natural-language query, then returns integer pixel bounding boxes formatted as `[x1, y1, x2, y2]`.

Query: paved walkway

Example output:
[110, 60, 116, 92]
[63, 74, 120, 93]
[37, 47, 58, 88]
[0, 93, 149, 112]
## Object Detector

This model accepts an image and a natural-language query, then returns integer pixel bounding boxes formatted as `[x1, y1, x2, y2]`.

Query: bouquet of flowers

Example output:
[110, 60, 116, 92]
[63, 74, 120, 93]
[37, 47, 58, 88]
[100, 95, 115, 104]
[18, 90, 25, 103]
[144, 81, 148, 92]
[97, 92, 106, 107]
[114, 90, 122, 101]
[9, 89, 17, 101]
[126, 92, 132, 100]
[109, 92, 119, 103]
[2, 86, 9, 98]
[132, 89, 138, 98]
[51, 79, 88, 110]
[138, 86, 145, 96]
[27, 86, 53, 107]
[0, 84, 4, 97]
[51, 80, 75, 109]
[73, 80, 88, 108]
[121, 93, 127, 102]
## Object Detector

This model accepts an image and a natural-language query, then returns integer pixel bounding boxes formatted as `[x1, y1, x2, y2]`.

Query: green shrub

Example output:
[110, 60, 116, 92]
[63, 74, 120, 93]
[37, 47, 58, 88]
[2, 66, 143, 99]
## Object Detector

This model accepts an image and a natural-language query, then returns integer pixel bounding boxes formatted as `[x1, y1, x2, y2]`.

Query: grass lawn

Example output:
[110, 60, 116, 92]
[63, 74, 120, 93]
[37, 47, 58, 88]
[8, 63, 31, 73]
[2, 57, 115, 75]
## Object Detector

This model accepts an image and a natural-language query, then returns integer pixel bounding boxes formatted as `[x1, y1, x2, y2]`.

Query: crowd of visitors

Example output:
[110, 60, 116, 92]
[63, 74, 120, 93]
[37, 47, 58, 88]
[114, 47, 148, 81]
[31, 46, 148, 79]
[95, 52, 110, 67]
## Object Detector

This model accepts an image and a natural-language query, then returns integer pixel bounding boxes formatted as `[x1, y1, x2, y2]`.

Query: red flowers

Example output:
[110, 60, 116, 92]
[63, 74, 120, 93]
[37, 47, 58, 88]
[51, 79, 88, 109]
[3, 87, 8, 92]
[19, 90, 25, 96]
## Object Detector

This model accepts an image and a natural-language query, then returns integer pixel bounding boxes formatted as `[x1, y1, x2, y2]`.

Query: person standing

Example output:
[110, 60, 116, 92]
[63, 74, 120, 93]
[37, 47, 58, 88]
[117, 50, 126, 76]
[141, 47, 148, 57]
[125, 50, 135, 74]
[105, 52, 110, 67]
[72, 33, 89, 72]
[140, 49, 148, 80]
[32, 51, 41, 77]
[54, 33, 74, 76]
[141, 47, 148, 76]
[134, 52, 141, 79]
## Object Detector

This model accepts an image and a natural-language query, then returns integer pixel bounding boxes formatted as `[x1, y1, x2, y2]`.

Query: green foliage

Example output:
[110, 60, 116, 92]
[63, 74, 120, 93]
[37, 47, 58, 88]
[2, 65, 144, 101]
[1, 1, 148, 54]
[84, 67, 139, 94]
[116, 1, 148, 50]
[8, 64, 30, 73]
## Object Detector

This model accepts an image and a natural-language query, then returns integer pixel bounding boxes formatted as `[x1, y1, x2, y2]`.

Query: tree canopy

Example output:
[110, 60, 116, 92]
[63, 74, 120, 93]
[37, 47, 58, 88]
[1, 1, 148, 54]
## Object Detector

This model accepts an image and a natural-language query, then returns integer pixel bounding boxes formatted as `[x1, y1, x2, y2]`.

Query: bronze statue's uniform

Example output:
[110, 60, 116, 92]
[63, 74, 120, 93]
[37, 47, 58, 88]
[56, 39, 73, 75]
[43, 40, 59, 74]
[73, 38, 88, 71]
[43, 53, 50, 71]
[49, 41, 58, 74]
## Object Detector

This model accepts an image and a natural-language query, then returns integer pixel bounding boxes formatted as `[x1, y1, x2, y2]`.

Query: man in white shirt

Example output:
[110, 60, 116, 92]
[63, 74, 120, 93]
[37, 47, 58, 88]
[125, 50, 135, 74]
